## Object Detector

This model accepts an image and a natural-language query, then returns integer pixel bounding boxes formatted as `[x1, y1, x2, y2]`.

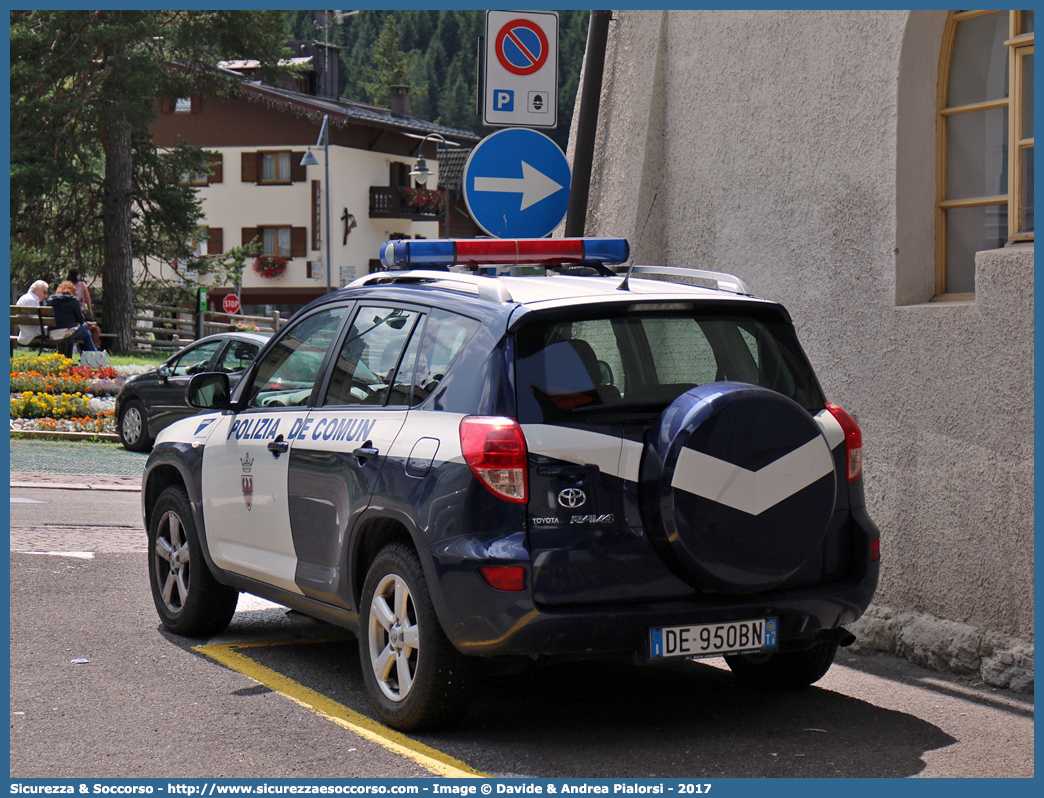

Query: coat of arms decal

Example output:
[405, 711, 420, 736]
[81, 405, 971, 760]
[241, 453, 254, 510]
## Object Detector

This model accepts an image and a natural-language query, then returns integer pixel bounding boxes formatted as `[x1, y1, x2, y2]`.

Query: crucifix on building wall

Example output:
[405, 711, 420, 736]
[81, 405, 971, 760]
[342, 209, 357, 244]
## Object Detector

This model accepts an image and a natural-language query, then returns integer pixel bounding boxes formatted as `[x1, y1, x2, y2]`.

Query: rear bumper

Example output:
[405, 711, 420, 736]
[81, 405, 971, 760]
[427, 510, 880, 658]
[438, 576, 878, 658]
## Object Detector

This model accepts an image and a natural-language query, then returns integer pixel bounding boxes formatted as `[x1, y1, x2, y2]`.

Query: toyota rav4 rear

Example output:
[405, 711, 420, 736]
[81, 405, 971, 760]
[439, 292, 879, 659]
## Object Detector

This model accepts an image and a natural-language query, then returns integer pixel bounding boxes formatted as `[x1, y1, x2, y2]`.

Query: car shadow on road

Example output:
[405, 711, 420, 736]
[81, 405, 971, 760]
[222, 637, 955, 778]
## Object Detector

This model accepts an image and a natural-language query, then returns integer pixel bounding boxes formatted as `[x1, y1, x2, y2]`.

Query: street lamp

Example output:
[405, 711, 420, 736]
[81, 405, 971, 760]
[301, 114, 332, 293]
[409, 133, 448, 237]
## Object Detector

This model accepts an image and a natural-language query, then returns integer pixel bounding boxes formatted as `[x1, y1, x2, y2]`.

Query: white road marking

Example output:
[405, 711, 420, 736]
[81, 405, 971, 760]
[22, 551, 95, 559]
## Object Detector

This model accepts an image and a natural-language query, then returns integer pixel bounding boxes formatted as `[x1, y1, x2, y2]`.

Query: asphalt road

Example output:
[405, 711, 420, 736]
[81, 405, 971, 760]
[8, 486, 1035, 780]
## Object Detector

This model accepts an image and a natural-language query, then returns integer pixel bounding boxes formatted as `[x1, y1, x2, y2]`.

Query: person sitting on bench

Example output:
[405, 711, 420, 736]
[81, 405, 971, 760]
[66, 268, 102, 349]
[47, 281, 98, 352]
[15, 280, 50, 347]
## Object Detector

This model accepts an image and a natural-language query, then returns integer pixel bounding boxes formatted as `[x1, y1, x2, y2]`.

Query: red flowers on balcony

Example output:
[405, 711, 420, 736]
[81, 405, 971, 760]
[253, 255, 288, 279]
[398, 186, 445, 215]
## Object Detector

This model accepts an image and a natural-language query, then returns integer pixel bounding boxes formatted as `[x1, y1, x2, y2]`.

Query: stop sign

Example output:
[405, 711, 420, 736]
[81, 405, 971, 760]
[222, 294, 241, 314]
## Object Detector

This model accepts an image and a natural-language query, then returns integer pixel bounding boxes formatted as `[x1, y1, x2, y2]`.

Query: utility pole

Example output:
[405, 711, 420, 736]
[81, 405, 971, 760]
[564, 10, 612, 237]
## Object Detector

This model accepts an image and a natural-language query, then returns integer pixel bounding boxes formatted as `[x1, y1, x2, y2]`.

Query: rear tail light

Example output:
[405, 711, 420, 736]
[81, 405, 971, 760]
[459, 416, 529, 503]
[479, 566, 526, 591]
[870, 539, 880, 563]
[825, 402, 863, 483]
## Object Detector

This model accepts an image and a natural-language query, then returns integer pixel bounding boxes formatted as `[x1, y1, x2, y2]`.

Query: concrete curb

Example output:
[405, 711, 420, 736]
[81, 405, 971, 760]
[849, 603, 1034, 693]
[10, 481, 140, 492]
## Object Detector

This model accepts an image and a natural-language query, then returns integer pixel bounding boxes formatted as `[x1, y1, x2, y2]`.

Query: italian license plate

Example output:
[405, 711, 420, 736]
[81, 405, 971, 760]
[650, 618, 777, 659]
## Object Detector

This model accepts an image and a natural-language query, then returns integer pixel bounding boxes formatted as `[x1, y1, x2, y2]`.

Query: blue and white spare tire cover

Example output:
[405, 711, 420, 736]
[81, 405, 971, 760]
[640, 382, 836, 593]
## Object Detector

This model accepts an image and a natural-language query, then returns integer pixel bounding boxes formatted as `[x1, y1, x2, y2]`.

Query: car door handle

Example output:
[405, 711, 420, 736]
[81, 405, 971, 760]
[268, 436, 289, 457]
[353, 442, 379, 461]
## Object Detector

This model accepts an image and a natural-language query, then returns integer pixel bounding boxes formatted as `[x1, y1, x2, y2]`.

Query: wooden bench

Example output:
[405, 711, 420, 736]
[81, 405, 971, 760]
[10, 304, 76, 357]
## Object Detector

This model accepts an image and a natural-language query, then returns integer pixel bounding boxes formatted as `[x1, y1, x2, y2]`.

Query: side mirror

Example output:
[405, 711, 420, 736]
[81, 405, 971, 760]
[157, 365, 169, 382]
[188, 372, 230, 409]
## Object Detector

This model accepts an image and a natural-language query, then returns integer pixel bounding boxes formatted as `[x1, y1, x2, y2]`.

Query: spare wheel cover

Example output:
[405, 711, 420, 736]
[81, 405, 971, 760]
[641, 382, 836, 593]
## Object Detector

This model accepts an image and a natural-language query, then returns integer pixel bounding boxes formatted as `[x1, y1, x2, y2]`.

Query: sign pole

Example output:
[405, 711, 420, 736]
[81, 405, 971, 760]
[565, 11, 612, 237]
[196, 286, 207, 340]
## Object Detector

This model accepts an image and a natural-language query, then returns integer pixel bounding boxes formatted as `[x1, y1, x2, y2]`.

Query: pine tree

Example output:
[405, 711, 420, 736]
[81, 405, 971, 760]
[358, 16, 418, 108]
[10, 10, 293, 350]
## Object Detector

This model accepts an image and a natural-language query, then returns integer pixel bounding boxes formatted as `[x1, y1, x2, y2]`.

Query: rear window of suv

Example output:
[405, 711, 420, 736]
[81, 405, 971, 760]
[514, 306, 824, 423]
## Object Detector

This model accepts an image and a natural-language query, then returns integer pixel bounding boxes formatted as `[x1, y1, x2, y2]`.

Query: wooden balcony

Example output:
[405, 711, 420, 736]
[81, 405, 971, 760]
[369, 186, 443, 220]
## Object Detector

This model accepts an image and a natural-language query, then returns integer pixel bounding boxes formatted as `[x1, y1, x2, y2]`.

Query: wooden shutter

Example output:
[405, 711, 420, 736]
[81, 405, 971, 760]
[207, 153, 223, 184]
[241, 152, 258, 183]
[207, 227, 224, 255]
[291, 151, 306, 183]
[242, 227, 259, 247]
[389, 161, 410, 188]
[159, 99, 173, 114]
[191, 96, 202, 114]
[311, 180, 321, 250]
[290, 227, 307, 258]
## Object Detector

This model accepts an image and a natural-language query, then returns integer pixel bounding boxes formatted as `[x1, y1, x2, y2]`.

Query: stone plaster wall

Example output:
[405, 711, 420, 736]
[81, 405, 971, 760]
[571, 11, 1033, 660]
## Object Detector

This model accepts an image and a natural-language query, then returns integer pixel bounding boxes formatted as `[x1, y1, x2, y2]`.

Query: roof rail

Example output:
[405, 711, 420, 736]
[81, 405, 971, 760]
[622, 266, 750, 296]
[348, 270, 513, 304]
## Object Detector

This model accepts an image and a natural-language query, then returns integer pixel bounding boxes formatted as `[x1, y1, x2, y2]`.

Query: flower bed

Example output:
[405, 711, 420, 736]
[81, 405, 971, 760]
[10, 353, 125, 436]
[11, 413, 116, 435]
[11, 391, 91, 419]
[11, 352, 73, 376]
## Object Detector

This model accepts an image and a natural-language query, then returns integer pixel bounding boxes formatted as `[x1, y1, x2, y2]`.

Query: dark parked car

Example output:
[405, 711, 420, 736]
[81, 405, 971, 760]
[116, 331, 270, 451]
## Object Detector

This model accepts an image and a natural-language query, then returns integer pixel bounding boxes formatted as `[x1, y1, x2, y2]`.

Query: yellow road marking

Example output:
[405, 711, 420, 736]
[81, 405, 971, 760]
[195, 638, 487, 778]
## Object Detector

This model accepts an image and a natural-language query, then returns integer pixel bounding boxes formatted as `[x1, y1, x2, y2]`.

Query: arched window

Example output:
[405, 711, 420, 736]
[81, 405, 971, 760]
[936, 10, 1034, 300]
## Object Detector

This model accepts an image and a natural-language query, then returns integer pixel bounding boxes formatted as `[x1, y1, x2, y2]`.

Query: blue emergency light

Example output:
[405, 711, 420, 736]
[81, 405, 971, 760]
[379, 238, 630, 270]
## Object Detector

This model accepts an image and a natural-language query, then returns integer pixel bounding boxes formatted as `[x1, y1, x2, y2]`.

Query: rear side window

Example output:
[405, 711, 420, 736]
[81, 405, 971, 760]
[514, 307, 823, 423]
[322, 307, 422, 407]
[167, 340, 222, 377]
[214, 340, 260, 373]
[410, 309, 481, 406]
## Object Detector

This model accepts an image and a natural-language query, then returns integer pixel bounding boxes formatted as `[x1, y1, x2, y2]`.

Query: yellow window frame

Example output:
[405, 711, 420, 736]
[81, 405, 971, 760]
[934, 10, 1034, 301]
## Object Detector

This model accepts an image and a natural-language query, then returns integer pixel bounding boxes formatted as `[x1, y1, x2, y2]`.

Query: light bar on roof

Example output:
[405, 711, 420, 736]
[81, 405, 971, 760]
[379, 238, 630, 270]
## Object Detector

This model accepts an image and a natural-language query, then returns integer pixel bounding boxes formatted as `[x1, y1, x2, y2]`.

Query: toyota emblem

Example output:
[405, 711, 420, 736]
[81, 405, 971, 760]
[558, 488, 587, 508]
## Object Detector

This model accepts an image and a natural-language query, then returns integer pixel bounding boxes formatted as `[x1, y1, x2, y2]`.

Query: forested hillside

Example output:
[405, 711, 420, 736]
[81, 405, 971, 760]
[287, 10, 589, 151]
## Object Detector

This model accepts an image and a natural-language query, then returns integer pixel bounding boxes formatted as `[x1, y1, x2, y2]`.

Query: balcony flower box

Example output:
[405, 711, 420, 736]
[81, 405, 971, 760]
[253, 255, 288, 280]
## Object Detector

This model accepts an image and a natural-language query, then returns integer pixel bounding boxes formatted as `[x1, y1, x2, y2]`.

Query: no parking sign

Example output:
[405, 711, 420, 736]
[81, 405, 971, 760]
[483, 10, 558, 128]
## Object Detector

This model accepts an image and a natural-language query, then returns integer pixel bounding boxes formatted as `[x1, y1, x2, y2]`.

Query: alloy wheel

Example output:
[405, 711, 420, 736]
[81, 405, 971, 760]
[367, 572, 419, 702]
[153, 509, 191, 614]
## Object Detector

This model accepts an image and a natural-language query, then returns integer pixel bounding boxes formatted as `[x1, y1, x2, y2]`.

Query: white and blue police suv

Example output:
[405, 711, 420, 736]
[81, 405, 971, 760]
[142, 237, 880, 731]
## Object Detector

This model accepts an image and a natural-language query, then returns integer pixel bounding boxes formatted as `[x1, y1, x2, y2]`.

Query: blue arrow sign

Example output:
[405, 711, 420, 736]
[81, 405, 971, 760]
[463, 128, 571, 239]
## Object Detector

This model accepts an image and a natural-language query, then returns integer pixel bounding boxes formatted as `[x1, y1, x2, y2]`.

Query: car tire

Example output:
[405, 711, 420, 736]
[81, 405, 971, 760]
[359, 542, 474, 731]
[725, 639, 838, 690]
[148, 485, 238, 637]
[119, 399, 154, 451]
